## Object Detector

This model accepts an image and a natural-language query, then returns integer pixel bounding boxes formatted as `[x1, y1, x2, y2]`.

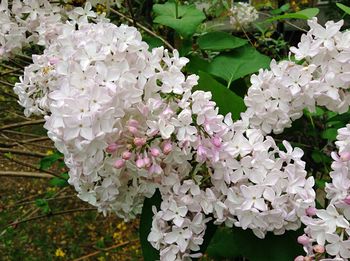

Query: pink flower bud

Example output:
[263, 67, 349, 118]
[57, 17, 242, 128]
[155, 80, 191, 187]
[106, 143, 118, 153]
[313, 244, 325, 254]
[344, 195, 350, 205]
[297, 234, 310, 246]
[143, 157, 151, 168]
[136, 158, 145, 168]
[128, 119, 139, 127]
[122, 151, 132, 160]
[212, 136, 221, 147]
[134, 137, 147, 147]
[150, 148, 160, 157]
[340, 151, 350, 161]
[162, 107, 174, 116]
[128, 126, 138, 134]
[49, 57, 59, 65]
[163, 141, 172, 155]
[197, 145, 207, 161]
[306, 207, 317, 216]
[294, 256, 304, 261]
[113, 159, 125, 169]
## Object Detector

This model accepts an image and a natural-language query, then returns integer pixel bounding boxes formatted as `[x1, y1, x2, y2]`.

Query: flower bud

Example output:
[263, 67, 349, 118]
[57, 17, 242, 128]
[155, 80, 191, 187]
[134, 137, 146, 147]
[163, 141, 172, 155]
[294, 256, 304, 261]
[306, 207, 317, 216]
[150, 148, 160, 157]
[106, 143, 118, 153]
[143, 157, 151, 168]
[313, 244, 325, 254]
[113, 159, 125, 169]
[128, 119, 139, 127]
[49, 57, 59, 65]
[212, 136, 221, 147]
[128, 126, 138, 134]
[122, 151, 132, 160]
[340, 151, 350, 161]
[344, 195, 350, 205]
[297, 234, 310, 245]
[136, 158, 145, 168]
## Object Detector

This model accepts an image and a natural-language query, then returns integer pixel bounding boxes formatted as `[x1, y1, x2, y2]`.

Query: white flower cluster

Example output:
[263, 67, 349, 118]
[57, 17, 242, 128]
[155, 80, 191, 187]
[13, 9, 315, 259]
[0, 0, 63, 59]
[243, 18, 350, 134]
[297, 125, 350, 260]
[229, 2, 259, 31]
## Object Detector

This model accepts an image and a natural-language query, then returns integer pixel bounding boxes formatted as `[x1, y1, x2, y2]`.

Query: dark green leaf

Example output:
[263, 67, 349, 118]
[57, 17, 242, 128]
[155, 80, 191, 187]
[321, 128, 338, 141]
[208, 45, 271, 85]
[194, 71, 246, 119]
[197, 32, 247, 51]
[140, 190, 161, 261]
[266, 8, 319, 22]
[39, 152, 62, 170]
[153, 2, 205, 38]
[186, 55, 210, 75]
[35, 199, 51, 214]
[49, 173, 69, 187]
[143, 36, 164, 50]
[207, 227, 303, 260]
[336, 3, 350, 15]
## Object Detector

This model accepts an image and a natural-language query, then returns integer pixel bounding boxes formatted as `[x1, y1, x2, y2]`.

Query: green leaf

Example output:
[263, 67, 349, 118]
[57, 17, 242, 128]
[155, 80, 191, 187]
[186, 55, 210, 75]
[140, 190, 161, 261]
[336, 3, 350, 15]
[194, 71, 246, 119]
[153, 2, 205, 38]
[143, 36, 164, 50]
[35, 199, 51, 214]
[39, 152, 62, 170]
[207, 45, 271, 85]
[197, 32, 247, 51]
[49, 173, 69, 187]
[207, 227, 304, 261]
[266, 8, 319, 22]
[322, 128, 338, 141]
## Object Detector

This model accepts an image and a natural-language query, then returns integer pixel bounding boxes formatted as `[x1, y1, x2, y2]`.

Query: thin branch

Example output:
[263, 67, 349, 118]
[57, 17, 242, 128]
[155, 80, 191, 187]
[0, 119, 45, 131]
[0, 148, 47, 157]
[6, 207, 96, 228]
[0, 171, 54, 178]
[1, 154, 62, 178]
[258, 12, 308, 33]
[73, 241, 133, 261]
[11, 195, 76, 208]
[3, 130, 44, 137]
[0, 80, 15, 88]
[110, 7, 175, 51]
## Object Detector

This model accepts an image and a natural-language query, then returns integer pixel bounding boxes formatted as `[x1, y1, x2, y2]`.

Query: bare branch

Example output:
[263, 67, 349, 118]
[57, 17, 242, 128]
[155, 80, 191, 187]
[0, 171, 54, 179]
[0, 148, 46, 157]
[0, 119, 45, 131]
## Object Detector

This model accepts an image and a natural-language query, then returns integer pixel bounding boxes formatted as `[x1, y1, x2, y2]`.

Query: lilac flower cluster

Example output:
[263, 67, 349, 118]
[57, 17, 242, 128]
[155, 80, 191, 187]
[12, 4, 316, 259]
[243, 18, 350, 135]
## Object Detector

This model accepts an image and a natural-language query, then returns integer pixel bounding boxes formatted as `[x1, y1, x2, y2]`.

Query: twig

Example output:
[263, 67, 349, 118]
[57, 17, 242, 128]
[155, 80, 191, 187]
[3, 130, 44, 137]
[110, 7, 175, 51]
[9, 195, 76, 208]
[0, 119, 45, 131]
[0, 80, 15, 88]
[0, 171, 54, 178]
[73, 241, 133, 261]
[1, 154, 62, 178]
[0, 148, 47, 157]
[258, 12, 308, 33]
[6, 207, 96, 228]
